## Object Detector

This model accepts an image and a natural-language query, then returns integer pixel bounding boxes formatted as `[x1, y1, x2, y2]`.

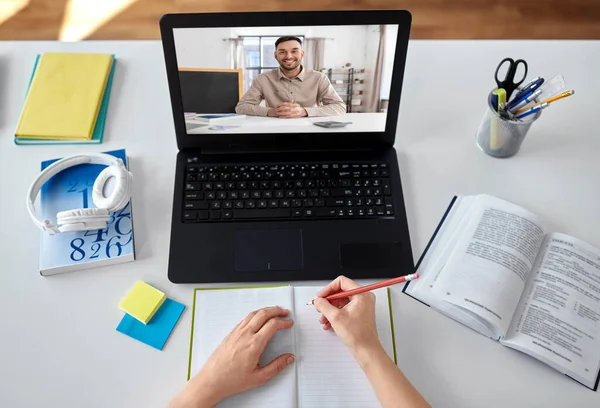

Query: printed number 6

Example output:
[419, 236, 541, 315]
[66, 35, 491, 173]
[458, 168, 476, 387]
[106, 236, 123, 258]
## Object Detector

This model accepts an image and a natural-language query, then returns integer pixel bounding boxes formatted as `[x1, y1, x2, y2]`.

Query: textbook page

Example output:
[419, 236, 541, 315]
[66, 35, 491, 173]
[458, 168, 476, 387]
[405, 196, 497, 337]
[293, 286, 395, 408]
[501, 233, 600, 389]
[190, 286, 297, 408]
[430, 195, 547, 338]
[406, 195, 477, 304]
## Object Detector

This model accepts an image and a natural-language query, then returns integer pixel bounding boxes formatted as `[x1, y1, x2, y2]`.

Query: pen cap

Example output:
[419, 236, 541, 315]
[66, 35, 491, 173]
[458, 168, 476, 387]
[475, 87, 542, 158]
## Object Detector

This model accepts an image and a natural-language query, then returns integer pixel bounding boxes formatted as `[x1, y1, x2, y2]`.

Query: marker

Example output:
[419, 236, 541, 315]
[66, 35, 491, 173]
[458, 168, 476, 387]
[492, 88, 507, 112]
[490, 89, 506, 149]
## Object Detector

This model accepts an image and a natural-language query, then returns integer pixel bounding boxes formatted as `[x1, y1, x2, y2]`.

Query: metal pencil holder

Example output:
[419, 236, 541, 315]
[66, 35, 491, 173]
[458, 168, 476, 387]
[475, 89, 542, 158]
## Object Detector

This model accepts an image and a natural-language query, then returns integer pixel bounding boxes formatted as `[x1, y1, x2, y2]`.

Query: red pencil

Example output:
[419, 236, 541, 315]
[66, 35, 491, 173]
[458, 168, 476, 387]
[306, 273, 419, 305]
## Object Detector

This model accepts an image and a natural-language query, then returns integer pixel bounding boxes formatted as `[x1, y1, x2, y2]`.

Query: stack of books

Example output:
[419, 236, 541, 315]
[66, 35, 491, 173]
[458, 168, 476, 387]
[14, 52, 117, 145]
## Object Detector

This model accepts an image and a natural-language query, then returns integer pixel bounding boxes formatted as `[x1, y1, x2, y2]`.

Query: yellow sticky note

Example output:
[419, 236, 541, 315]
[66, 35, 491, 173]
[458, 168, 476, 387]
[119, 281, 166, 324]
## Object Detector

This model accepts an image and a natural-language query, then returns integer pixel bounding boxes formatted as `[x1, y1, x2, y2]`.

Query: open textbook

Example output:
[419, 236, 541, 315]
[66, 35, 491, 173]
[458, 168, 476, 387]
[188, 286, 396, 408]
[403, 194, 600, 390]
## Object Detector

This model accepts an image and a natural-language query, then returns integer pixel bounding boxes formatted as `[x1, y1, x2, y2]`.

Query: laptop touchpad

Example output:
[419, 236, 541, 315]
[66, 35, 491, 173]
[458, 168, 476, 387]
[235, 229, 303, 272]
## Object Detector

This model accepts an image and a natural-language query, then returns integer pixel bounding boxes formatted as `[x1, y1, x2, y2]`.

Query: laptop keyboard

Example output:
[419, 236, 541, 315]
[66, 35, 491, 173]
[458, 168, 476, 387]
[182, 160, 394, 222]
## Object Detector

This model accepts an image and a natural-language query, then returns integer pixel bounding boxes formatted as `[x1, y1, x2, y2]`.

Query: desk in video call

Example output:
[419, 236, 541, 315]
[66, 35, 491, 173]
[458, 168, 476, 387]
[185, 112, 386, 134]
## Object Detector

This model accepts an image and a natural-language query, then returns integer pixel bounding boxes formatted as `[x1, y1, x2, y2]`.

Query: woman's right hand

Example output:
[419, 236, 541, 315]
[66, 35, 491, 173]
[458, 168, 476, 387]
[316, 276, 432, 408]
[313, 276, 381, 361]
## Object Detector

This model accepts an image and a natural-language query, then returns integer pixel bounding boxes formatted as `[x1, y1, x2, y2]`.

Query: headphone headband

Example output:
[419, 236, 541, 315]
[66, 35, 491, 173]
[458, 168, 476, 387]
[26, 153, 127, 234]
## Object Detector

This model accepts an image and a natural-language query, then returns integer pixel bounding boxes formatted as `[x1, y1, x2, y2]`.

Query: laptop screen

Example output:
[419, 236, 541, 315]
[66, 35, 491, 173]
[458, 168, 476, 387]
[172, 24, 399, 135]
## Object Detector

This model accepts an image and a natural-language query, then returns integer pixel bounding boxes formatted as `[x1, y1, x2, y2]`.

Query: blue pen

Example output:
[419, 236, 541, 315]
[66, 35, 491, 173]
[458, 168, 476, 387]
[507, 89, 535, 110]
[509, 89, 542, 112]
[522, 76, 544, 91]
[507, 77, 545, 109]
[516, 102, 548, 119]
[516, 77, 544, 98]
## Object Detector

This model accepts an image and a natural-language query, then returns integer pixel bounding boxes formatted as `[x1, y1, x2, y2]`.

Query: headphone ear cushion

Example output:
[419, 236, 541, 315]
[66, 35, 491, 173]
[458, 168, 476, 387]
[92, 165, 132, 212]
[57, 208, 108, 219]
[57, 208, 110, 230]
[56, 208, 110, 232]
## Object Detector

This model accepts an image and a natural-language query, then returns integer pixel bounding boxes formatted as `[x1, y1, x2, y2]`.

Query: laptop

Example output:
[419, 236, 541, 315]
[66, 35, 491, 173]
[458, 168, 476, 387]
[159, 10, 415, 283]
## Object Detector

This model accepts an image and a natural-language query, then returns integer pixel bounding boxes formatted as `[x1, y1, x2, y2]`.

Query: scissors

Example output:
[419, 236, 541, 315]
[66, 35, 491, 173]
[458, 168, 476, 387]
[494, 57, 528, 99]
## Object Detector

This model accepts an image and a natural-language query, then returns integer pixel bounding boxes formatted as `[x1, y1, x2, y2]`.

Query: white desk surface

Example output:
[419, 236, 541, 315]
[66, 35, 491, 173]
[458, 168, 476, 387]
[185, 112, 386, 133]
[1, 40, 599, 408]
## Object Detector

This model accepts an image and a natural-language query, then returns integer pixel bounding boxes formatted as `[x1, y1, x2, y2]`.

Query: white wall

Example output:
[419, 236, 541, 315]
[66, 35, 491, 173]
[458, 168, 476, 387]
[173, 27, 231, 69]
[232, 25, 370, 71]
[173, 25, 375, 72]
[232, 26, 308, 37]
[380, 24, 399, 100]
[362, 25, 380, 110]
[309, 26, 369, 70]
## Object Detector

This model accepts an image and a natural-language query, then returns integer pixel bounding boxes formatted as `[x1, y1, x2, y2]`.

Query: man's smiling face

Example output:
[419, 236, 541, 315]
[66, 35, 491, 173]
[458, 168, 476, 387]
[275, 40, 304, 71]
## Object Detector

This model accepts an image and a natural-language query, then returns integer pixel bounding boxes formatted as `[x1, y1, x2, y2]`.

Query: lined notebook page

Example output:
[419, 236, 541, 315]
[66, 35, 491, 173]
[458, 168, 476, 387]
[190, 286, 296, 408]
[293, 287, 395, 408]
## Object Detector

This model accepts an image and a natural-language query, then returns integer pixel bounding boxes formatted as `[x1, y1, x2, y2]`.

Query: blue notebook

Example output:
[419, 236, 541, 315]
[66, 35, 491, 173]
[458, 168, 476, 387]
[39, 149, 135, 275]
[14, 54, 117, 145]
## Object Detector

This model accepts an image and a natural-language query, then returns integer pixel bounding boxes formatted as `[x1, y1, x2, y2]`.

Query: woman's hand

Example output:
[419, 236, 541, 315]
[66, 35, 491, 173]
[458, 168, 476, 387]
[313, 276, 381, 362]
[315, 277, 432, 408]
[169, 306, 295, 408]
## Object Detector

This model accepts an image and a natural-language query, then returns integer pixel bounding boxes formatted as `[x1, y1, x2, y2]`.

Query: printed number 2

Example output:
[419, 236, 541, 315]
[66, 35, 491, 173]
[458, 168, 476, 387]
[90, 243, 101, 259]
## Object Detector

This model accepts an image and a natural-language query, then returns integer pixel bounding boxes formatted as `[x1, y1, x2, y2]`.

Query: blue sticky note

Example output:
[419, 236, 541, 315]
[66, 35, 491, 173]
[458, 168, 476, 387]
[116, 298, 185, 350]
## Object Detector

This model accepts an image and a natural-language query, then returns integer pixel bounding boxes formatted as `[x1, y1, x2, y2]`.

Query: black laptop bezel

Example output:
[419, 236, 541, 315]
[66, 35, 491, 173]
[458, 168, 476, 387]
[159, 10, 411, 152]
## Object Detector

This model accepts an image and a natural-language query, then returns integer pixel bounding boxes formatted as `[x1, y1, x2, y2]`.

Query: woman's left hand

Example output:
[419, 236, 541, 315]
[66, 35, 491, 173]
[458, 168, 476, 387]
[168, 306, 295, 408]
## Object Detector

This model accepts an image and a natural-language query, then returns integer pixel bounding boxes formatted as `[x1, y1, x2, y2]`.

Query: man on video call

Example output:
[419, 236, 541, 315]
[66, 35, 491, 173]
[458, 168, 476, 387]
[235, 36, 347, 118]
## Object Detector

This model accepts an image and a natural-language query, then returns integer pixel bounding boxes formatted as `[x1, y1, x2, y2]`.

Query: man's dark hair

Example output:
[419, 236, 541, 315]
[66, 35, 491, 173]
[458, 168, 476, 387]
[275, 36, 302, 49]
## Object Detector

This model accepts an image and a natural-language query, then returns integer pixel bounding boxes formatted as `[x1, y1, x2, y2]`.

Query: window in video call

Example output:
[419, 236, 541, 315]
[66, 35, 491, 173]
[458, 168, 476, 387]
[173, 24, 399, 134]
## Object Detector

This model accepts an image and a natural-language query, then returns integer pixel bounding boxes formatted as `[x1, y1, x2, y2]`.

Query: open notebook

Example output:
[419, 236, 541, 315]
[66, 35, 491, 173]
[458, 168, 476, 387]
[188, 286, 396, 408]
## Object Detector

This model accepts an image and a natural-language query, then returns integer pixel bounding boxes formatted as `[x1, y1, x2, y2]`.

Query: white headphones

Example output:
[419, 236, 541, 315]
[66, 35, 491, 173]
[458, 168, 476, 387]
[27, 153, 133, 235]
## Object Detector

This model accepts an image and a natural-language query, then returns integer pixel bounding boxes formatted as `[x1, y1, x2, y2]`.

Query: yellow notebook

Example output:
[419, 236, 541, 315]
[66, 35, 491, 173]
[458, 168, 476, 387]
[15, 52, 113, 140]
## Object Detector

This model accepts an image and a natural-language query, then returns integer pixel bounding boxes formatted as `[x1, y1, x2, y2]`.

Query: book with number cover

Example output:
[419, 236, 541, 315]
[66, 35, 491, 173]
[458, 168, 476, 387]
[403, 194, 600, 390]
[38, 149, 135, 276]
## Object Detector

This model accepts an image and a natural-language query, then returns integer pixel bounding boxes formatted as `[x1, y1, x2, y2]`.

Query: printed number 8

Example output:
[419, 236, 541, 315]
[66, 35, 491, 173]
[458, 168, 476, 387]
[70, 238, 85, 261]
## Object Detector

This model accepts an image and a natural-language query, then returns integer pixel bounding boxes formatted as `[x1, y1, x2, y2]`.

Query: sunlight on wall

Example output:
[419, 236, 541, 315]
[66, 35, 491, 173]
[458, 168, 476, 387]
[59, 0, 138, 41]
[0, 0, 28, 26]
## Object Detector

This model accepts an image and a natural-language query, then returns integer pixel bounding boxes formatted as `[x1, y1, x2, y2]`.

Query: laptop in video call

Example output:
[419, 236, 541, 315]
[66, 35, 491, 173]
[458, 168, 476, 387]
[159, 10, 415, 284]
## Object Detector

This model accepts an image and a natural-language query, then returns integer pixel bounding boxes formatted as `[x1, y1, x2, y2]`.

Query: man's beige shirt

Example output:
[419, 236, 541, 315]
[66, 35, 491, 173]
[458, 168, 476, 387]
[235, 66, 346, 117]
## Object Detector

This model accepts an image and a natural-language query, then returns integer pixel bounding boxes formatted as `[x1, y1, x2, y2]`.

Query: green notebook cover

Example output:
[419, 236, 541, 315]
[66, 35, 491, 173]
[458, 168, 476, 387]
[187, 285, 398, 380]
[14, 54, 117, 145]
